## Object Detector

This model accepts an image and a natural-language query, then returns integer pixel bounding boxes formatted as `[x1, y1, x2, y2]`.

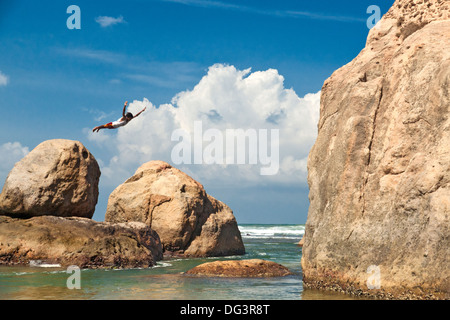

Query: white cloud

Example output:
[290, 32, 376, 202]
[95, 15, 126, 28]
[87, 64, 320, 188]
[55, 47, 125, 64]
[0, 71, 9, 86]
[0, 142, 29, 185]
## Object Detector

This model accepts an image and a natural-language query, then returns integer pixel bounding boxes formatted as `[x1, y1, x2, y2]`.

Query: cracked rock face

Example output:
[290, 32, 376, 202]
[302, 0, 449, 299]
[105, 161, 245, 257]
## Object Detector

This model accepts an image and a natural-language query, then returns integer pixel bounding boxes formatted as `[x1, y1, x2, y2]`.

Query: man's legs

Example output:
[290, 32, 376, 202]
[93, 122, 114, 132]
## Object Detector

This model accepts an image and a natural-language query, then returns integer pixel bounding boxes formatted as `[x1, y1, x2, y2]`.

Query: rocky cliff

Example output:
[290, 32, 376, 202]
[302, 0, 449, 299]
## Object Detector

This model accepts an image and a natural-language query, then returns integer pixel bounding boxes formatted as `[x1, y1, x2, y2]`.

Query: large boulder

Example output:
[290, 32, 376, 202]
[0, 215, 163, 269]
[0, 139, 100, 218]
[302, 0, 450, 299]
[105, 160, 245, 257]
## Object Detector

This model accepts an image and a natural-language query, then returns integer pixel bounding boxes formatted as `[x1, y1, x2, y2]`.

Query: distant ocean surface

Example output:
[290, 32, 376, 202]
[0, 224, 356, 300]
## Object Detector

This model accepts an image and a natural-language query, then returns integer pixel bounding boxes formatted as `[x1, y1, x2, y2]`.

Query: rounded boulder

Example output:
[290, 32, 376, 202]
[0, 139, 100, 218]
[105, 160, 245, 257]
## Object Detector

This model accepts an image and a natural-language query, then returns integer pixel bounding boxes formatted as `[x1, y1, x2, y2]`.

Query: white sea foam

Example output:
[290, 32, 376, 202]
[152, 262, 173, 268]
[29, 260, 61, 268]
[13, 272, 31, 276]
[238, 224, 305, 240]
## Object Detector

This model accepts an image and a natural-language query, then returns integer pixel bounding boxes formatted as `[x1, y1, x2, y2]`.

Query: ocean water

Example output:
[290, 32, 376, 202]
[0, 224, 355, 300]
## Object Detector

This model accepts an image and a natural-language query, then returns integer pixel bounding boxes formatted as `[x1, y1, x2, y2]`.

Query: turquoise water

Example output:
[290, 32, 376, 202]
[0, 224, 356, 300]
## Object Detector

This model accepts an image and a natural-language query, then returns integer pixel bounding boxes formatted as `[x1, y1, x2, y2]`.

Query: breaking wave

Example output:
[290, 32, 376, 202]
[238, 224, 305, 240]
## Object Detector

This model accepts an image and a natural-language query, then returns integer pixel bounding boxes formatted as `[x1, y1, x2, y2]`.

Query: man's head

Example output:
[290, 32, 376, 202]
[126, 112, 133, 120]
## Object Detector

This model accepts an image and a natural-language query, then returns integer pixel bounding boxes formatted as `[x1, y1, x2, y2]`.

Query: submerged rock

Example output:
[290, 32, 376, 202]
[302, 0, 450, 299]
[185, 259, 292, 278]
[0, 139, 100, 219]
[0, 215, 163, 269]
[105, 161, 245, 257]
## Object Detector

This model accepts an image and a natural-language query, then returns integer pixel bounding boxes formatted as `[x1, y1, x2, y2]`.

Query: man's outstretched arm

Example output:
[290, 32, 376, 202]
[133, 106, 147, 119]
[122, 101, 128, 117]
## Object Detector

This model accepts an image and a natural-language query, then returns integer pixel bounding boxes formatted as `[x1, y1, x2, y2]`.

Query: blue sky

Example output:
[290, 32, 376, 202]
[0, 0, 394, 224]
